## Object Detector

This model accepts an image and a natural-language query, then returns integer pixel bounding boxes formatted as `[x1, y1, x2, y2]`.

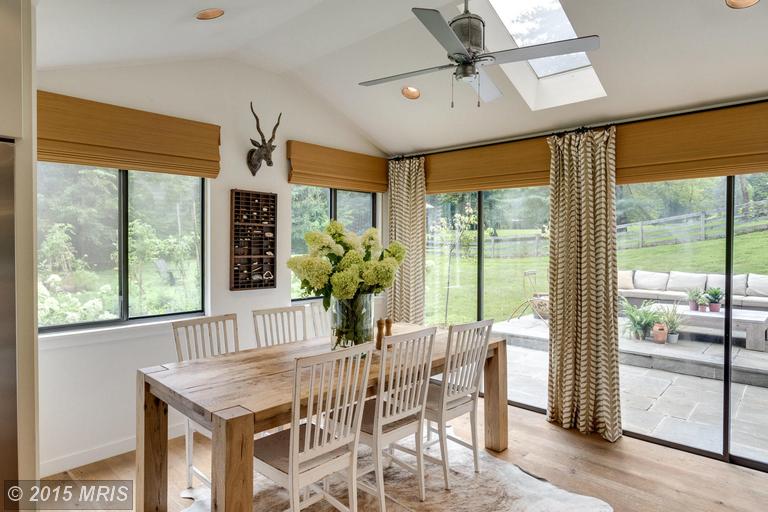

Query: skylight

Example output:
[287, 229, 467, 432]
[488, 0, 591, 78]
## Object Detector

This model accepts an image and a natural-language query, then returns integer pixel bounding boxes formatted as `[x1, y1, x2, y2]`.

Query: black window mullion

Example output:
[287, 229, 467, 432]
[723, 176, 735, 461]
[118, 170, 129, 321]
[477, 190, 484, 321]
[371, 192, 377, 228]
[330, 188, 338, 219]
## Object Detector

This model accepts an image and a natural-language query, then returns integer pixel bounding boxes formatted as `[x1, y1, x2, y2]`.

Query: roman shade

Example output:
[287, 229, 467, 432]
[424, 137, 549, 193]
[37, 90, 221, 178]
[287, 140, 387, 193]
[424, 100, 768, 192]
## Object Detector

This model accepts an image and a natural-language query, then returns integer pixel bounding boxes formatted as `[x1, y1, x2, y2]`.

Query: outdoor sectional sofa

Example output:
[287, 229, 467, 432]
[619, 270, 768, 311]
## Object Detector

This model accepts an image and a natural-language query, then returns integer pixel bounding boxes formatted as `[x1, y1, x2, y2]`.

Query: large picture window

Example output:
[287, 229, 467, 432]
[290, 185, 376, 299]
[37, 162, 204, 329]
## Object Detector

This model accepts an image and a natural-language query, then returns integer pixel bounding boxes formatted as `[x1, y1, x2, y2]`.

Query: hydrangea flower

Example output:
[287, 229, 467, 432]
[384, 240, 406, 264]
[287, 254, 332, 290]
[305, 231, 344, 258]
[331, 266, 361, 300]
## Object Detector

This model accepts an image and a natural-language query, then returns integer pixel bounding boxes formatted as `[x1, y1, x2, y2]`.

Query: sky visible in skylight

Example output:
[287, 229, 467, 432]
[488, 0, 591, 78]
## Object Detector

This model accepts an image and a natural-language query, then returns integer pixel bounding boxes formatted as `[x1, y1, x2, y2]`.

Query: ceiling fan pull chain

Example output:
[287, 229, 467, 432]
[477, 70, 481, 108]
[451, 72, 455, 109]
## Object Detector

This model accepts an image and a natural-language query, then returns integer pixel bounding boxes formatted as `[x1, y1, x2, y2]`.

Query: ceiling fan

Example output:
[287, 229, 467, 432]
[359, 0, 600, 105]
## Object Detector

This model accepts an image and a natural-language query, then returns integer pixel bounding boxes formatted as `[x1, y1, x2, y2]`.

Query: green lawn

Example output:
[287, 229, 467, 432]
[425, 230, 768, 326]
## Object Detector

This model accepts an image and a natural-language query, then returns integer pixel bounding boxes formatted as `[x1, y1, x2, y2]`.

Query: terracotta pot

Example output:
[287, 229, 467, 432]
[652, 323, 668, 344]
[689, 300, 698, 311]
[710, 303, 721, 313]
[698, 304, 708, 312]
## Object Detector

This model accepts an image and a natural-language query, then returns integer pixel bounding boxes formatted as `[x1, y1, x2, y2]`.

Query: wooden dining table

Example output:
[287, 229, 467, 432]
[135, 323, 508, 512]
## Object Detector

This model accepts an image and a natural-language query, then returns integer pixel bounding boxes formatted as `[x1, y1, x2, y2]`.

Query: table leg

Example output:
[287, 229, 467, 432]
[136, 371, 168, 512]
[212, 406, 254, 512]
[745, 324, 767, 352]
[483, 341, 508, 452]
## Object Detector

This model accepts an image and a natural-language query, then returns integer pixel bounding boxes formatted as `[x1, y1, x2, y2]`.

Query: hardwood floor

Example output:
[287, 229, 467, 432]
[49, 403, 768, 512]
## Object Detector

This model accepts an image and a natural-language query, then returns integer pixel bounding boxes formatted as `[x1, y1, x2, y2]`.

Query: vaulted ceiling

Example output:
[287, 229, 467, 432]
[37, 0, 768, 155]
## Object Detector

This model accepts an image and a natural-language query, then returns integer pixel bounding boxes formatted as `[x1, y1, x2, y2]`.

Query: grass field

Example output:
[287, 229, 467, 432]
[425, 230, 768, 326]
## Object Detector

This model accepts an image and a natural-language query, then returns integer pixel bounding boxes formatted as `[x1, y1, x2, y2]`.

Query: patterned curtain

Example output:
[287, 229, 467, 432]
[546, 126, 622, 442]
[386, 157, 426, 323]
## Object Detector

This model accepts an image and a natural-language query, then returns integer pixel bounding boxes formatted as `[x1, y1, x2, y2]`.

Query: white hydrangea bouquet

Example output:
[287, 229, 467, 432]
[288, 220, 405, 349]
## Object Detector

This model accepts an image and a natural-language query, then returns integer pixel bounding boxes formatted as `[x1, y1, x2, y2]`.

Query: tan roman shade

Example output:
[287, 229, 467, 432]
[38, 90, 221, 178]
[425, 136, 549, 193]
[615, 101, 768, 184]
[287, 140, 387, 193]
[424, 100, 768, 192]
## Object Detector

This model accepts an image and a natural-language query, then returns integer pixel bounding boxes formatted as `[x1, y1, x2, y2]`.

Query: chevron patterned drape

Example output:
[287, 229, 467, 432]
[386, 157, 426, 323]
[546, 126, 622, 442]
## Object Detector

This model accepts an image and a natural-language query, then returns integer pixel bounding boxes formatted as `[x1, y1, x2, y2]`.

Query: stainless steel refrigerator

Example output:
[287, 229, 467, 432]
[0, 139, 17, 483]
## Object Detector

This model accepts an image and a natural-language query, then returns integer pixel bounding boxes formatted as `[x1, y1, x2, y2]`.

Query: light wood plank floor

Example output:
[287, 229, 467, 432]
[49, 403, 768, 512]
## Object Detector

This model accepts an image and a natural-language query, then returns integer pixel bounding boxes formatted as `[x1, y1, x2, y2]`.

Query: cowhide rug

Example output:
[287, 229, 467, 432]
[180, 438, 612, 512]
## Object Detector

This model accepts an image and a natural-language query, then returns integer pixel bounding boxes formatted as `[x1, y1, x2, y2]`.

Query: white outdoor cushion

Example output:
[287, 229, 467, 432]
[706, 274, 747, 296]
[741, 295, 768, 308]
[633, 271, 669, 291]
[746, 274, 768, 297]
[620, 289, 666, 301]
[666, 271, 708, 292]
[618, 270, 634, 290]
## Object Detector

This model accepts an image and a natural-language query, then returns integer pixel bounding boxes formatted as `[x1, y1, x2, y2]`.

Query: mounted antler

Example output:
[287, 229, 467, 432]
[246, 102, 282, 176]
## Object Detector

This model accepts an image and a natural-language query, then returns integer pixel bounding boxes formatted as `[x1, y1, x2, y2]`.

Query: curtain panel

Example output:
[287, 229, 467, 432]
[386, 157, 426, 323]
[546, 126, 622, 442]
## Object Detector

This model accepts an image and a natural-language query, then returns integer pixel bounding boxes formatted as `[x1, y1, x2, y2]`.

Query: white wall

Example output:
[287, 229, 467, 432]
[37, 58, 384, 476]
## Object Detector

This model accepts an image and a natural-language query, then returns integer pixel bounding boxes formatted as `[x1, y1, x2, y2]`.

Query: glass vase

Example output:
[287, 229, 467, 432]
[330, 293, 375, 350]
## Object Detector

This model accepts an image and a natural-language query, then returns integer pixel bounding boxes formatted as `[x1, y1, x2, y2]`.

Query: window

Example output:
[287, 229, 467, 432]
[290, 185, 376, 299]
[488, 0, 591, 78]
[37, 162, 204, 329]
[425, 193, 479, 326]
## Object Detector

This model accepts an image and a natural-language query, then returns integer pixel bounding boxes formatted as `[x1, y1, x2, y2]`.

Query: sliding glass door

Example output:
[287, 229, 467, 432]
[730, 172, 768, 465]
[616, 177, 726, 453]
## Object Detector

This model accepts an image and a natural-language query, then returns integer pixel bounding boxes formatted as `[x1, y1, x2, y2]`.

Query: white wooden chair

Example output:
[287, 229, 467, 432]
[308, 300, 331, 338]
[252, 305, 310, 348]
[171, 313, 240, 489]
[252, 343, 373, 511]
[357, 327, 436, 510]
[423, 319, 492, 490]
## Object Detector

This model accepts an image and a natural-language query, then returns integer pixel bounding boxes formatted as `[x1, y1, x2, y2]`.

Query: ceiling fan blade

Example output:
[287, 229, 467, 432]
[483, 35, 600, 66]
[359, 63, 454, 86]
[467, 68, 502, 103]
[412, 8, 470, 63]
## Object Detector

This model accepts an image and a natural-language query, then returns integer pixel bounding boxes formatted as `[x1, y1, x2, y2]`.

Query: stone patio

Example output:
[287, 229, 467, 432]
[495, 318, 768, 462]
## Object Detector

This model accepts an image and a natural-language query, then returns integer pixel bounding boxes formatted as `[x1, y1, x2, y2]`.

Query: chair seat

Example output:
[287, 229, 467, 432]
[425, 381, 473, 412]
[253, 424, 349, 475]
[360, 399, 419, 435]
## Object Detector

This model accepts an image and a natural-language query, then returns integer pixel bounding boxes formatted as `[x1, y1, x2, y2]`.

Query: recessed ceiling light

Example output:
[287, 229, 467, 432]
[401, 86, 421, 100]
[725, 0, 760, 8]
[195, 8, 225, 20]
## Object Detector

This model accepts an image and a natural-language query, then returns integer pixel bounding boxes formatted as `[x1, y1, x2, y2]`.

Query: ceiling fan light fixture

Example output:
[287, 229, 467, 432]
[195, 8, 225, 20]
[725, 0, 760, 7]
[401, 86, 421, 100]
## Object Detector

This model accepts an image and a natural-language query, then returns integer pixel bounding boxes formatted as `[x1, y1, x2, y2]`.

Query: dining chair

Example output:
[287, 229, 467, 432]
[422, 319, 492, 490]
[171, 313, 240, 489]
[252, 305, 310, 348]
[308, 299, 331, 338]
[357, 327, 436, 510]
[252, 343, 373, 511]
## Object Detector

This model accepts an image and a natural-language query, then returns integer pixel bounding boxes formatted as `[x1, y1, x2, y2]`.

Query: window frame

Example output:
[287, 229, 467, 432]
[291, 186, 377, 303]
[38, 168, 206, 333]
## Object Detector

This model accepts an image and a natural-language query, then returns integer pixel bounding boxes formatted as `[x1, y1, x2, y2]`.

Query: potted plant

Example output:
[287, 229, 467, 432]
[621, 298, 660, 340]
[686, 288, 702, 311]
[706, 287, 724, 313]
[696, 295, 709, 312]
[287, 220, 406, 349]
[659, 304, 684, 343]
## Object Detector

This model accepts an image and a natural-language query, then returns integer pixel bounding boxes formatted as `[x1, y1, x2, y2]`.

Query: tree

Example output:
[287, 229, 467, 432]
[39, 223, 78, 273]
[128, 219, 162, 311]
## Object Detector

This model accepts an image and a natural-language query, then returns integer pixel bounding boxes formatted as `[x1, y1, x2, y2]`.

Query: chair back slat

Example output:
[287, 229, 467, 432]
[308, 300, 331, 338]
[442, 320, 493, 406]
[252, 306, 309, 348]
[171, 314, 240, 362]
[376, 327, 436, 428]
[291, 344, 372, 466]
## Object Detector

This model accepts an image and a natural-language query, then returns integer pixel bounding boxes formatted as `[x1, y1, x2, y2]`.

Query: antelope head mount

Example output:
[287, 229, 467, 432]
[247, 102, 282, 176]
